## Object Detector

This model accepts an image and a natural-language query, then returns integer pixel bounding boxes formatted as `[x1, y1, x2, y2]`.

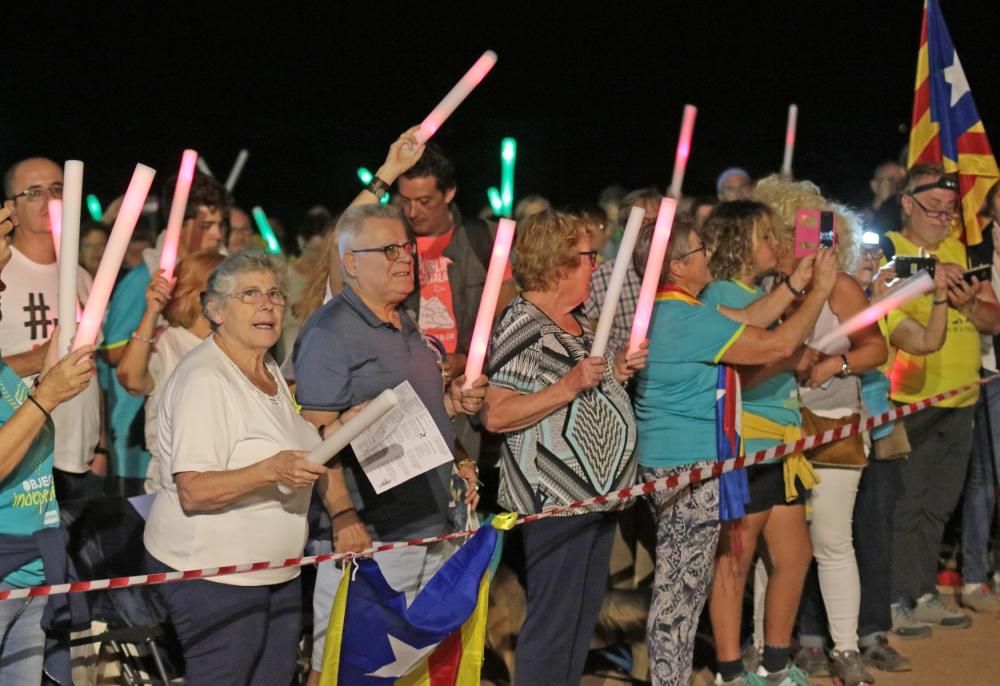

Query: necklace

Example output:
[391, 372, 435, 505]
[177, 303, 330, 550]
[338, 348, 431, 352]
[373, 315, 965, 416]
[214, 336, 281, 406]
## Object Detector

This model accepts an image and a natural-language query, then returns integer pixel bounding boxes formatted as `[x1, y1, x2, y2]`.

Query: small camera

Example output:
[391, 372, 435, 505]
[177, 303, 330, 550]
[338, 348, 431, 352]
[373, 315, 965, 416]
[893, 256, 935, 278]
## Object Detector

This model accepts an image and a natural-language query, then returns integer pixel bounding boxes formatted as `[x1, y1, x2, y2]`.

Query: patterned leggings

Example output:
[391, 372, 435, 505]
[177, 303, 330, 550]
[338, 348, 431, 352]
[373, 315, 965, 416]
[642, 466, 721, 686]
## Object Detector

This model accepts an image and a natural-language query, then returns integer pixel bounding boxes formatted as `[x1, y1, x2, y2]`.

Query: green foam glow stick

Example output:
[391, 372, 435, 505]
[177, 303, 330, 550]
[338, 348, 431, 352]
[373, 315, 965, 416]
[251, 206, 282, 254]
[487, 187, 503, 215]
[86, 194, 102, 221]
[500, 137, 517, 217]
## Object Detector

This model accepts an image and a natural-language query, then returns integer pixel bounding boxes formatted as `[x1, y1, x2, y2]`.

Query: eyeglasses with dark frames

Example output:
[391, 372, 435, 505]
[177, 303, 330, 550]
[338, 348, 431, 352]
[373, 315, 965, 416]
[229, 288, 287, 305]
[676, 242, 708, 260]
[350, 241, 416, 261]
[11, 184, 64, 202]
[578, 250, 599, 267]
[906, 193, 956, 222]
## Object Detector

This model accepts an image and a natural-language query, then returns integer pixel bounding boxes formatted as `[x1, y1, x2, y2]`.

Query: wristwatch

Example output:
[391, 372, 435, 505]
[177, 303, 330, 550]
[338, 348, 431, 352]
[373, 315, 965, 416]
[366, 176, 391, 201]
[836, 354, 852, 378]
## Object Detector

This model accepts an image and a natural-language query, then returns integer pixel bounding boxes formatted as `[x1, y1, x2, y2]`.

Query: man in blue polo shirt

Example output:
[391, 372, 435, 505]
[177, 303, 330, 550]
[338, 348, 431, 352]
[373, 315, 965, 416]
[99, 173, 229, 493]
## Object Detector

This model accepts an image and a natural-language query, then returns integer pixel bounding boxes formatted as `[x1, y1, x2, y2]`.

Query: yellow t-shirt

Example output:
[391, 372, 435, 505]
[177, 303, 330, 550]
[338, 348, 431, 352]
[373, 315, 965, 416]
[885, 232, 979, 407]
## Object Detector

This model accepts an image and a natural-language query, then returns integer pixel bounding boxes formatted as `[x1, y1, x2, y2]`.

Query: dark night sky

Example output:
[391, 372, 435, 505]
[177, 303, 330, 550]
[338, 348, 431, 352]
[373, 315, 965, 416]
[6, 2, 999, 237]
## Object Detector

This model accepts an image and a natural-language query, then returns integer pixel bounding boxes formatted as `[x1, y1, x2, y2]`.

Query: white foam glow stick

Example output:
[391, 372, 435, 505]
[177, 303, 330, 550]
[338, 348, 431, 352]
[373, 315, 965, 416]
[159, 150, 199, 281]
[196, 157, 214, 178]
[668, 105, 698, 199]
[58, 161, 84, 354]
[463, 218, 515, 389]
[49, 199, 62, 260]
[277, 388, 399, 494]
[591, 206, 646, 357]
[73, 164, 156, 350]
[810, 270, 934, 351]
[414, 51, 498, 145]
[224, 149, 249, 192]
[628, 198, 677, 355]
[781, 104, 798, 177]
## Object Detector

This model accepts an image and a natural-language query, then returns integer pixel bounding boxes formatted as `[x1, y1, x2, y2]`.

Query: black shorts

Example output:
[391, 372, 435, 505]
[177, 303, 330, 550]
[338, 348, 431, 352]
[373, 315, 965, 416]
[745, 460, 807, 514]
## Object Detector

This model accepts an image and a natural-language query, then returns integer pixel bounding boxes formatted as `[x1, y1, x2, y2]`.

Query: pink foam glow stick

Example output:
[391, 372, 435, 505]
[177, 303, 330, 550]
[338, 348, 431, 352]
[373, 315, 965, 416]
[159, 150, 199, 281]
[591, 206, 646, 357]
[463, 218, 516, 389]
[628, 198, 677, 355]
[414, 50, 498, 145]
[49, 199, 62, 260]
[73, 164, 156, 350]
[810, 270, 933, 351]
[781, 104, 798, 177]
[668, 105, 698, 199]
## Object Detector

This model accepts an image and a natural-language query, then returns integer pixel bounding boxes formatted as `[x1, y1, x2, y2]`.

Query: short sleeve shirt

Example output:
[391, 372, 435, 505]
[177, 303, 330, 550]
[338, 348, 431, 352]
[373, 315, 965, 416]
[486, 296, 637, 514]
[291, 285, 454, 541]
[702, 279, 800, 453]
[143, 337, 319, 586]
[634, 285, 745, 468]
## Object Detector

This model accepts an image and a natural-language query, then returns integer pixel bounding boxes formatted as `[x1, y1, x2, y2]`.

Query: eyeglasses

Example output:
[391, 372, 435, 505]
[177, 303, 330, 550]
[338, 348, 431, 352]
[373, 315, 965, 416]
[350, 241, 416, 261]
[578, 250, 599, 267]
[907, 193, 956, 221]
[677, 242, 708, 260]
[11, 184, 64, 202]
[229, 288, 287, 305]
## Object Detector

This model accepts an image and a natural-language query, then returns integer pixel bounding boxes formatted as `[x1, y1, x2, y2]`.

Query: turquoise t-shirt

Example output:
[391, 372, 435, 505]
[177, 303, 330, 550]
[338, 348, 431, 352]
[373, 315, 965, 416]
[634, 286, 745, 468]
[100, 263, 151, 479]
[0, 362, 59, 588]
[702, 280, 801, 454]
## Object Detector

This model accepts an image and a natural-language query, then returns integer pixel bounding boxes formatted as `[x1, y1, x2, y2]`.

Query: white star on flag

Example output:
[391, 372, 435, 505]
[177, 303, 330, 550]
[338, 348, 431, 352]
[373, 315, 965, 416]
[942, 49, 970, 108]
[366, 634, 440, 678]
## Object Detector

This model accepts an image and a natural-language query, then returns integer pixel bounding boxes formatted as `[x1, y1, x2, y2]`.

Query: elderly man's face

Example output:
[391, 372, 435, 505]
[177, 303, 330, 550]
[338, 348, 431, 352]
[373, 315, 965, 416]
[901, 177, 957, 248]
[348, 217, 414, 304]
[397, 176, 455, 237]
[5, 158, 63, 243]
[719, 173, 753, 201]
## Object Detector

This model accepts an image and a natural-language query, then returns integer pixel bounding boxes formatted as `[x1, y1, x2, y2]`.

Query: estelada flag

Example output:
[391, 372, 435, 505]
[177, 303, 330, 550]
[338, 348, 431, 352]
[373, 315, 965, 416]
[908, 0, 999, 245]
[319, 515, 512, 685]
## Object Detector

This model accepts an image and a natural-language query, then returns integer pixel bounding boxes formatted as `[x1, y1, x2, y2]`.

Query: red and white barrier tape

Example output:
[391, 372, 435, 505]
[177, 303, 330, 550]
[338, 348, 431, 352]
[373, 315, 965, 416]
[2, 374, 993, 602]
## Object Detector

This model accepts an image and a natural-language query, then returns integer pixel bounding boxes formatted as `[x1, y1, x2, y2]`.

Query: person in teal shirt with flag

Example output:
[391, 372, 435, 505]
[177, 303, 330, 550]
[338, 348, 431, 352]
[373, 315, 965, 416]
[0, 206, 97, 685]
[631, 212, 836, 686]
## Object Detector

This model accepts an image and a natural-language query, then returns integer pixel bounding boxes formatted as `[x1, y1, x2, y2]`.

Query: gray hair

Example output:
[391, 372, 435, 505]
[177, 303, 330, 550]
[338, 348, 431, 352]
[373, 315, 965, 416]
[335, 203, 405, 258]
[202, 248, 287, 328]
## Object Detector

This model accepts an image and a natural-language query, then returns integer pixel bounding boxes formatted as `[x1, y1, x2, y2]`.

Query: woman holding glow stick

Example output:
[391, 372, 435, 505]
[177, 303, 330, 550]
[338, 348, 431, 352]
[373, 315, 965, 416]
[142, 250, 362, 685]
[115, 251, 225, 493]
[754, 177, 887, 686]
[0, 207, 96, 686]
[480, 209, 647, 686]
[631, 211, 836, 686]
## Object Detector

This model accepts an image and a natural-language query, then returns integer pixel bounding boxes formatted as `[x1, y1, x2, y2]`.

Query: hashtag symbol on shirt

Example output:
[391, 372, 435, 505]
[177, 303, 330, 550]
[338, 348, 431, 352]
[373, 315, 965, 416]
[23, 292, 55, 341]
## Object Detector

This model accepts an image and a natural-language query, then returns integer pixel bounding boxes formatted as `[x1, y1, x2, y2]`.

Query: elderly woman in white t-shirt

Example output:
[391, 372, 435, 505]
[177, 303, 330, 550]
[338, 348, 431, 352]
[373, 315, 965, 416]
[117, 250, 225, 493]
[143, 249, 356, 686]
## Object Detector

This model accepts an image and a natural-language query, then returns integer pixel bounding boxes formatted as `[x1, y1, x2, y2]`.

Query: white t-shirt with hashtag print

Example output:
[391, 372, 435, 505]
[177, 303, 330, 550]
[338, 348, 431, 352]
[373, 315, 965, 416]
[0, 246, 101, 473]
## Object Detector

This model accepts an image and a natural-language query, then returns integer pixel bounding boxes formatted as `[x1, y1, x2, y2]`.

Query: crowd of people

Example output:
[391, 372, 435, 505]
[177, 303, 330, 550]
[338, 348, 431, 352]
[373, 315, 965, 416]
[0, 126, 999, 686]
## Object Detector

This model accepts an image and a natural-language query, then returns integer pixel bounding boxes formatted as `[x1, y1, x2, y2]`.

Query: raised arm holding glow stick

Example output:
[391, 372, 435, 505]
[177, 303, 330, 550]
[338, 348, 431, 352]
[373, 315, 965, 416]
[463, 218, 516, 389]
[590, 206, 646, 357]
[628, 198, 677, 355]
[668, 104, 698, 199]
[58, 161, 84, 354]
[251, 206, 282, 254]
[224, 148, 249, 192]
[73, 164, 156, 350]
[810, 270, 934, 351]
[277, 389, 399, 494]
[414, 50, 498, 145]
[781, 103, 798, 177]
[158, 150, 199, 282]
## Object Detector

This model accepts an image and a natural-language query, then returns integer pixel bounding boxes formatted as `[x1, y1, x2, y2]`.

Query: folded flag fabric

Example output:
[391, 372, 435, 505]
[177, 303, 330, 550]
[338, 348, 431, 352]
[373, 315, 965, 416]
[321, 514, 513, 685]
[716, 364, 748, 522]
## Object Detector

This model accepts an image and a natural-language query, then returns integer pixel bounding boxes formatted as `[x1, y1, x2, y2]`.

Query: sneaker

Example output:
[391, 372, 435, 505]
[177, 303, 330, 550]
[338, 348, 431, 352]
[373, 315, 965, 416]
[792, 646, 830, 677]
[960, 583, 1000, 612]
[715, 674, 753, 685]
[755, 663, 812, 685]
[890, 601, 933, 638]
[913, 592, 972, 628]
[861, 635, 912, 673]
[829, 649, 875, 685]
